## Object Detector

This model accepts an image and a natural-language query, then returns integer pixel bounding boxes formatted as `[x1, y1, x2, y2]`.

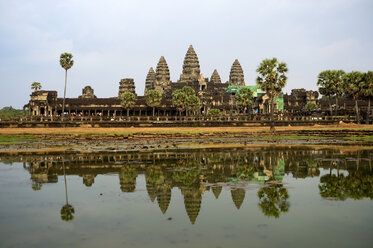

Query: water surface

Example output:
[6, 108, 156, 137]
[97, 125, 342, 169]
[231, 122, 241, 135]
[0, 147, 372, 248]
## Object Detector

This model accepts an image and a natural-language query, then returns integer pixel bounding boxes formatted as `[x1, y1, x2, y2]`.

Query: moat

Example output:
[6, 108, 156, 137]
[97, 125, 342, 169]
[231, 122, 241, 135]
[0, 147, 372, 248]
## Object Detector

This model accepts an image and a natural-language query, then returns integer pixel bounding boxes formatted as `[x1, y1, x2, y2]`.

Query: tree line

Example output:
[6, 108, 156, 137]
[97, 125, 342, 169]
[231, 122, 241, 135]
[317, 70, 373, 124]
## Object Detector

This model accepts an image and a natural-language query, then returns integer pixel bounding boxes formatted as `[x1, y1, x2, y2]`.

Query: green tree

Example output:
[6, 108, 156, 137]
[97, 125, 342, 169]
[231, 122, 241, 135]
[303, 102, 318, 111]
[60, 53, 74, 118]
[31, 82, 42, 92]
[256, 58, 288, 131]
[235, 87, 254, 114]
[207, 108, 221, 117]
[186, 95, 200, 115]
[172, 86, 199, 116]
[317, 70, 345, 115]
[145, 89, 162, 116]
[172, 90, 187, 116]
[120, 92, 136, 116]
[362, 71, 373, 124]
[343, 71, 365, 124]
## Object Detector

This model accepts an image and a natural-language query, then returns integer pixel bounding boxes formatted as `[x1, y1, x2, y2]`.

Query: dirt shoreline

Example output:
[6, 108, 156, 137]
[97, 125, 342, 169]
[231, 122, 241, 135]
[0, 124, 372, 154]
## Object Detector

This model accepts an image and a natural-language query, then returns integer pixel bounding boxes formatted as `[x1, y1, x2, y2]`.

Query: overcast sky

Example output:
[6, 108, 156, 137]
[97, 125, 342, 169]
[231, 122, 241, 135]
[1, 0, 372, 108]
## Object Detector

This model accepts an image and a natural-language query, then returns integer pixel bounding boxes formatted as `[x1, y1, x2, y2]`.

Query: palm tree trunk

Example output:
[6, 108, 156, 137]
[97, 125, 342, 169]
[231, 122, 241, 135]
[127, 108, 129, 117]
[355, 97, 360, 124]
[328, 97, 333, 116]
[270, 95, 275, 132]
[366, 97, 371, 124]
[335, 97, 339, 116]
[153, 106, 155, 116]
[62, 69, 67, 120]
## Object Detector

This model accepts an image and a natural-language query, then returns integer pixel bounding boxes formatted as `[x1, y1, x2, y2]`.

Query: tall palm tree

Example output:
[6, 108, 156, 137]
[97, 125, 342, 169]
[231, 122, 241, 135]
[362, 71, 373, 124]
[256, 58, 288, 132]
[145, 89, 162, 116]
[235, 87, 254, 114]
[343, 71, 365, 124]
[31, 82, 42, 92]
[60, 53, 74, 119]
[120, 92, 136, 116]
[317, 70, 345, 115]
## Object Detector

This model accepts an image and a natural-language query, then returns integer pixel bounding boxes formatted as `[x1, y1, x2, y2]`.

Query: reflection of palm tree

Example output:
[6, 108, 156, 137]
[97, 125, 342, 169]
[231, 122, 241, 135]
[61, 204, 75, 221]
[258, 183, 289, 218]
[319, 174, 346, 200]
[319, 171, 373, 200]
[60, 160, 74, 221]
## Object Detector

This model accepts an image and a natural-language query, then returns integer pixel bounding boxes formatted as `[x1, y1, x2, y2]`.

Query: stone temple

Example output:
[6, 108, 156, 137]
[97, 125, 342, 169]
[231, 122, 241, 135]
[25, 45, 319, 117]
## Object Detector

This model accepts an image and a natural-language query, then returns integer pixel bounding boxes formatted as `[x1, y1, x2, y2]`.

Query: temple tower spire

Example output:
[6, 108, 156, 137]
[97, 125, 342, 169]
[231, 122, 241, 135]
[229, 59, 245, 86]
[144, 67, 156, 95]
[179, 45, 201, 83]
[210, 69, 222, 84]
[155, 56, 171, 94]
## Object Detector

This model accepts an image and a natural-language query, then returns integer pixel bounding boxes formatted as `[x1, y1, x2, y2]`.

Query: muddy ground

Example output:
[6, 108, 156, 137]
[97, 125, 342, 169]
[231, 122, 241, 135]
[0, 124, 372, 154]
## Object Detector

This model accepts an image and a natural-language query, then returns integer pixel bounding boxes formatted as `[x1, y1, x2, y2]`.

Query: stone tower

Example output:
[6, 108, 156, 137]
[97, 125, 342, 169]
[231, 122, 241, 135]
[144, 67, 156, 95]
[79, 86, 97, 99]
[118, 78, 136, 97]
[179, 45, 201, 83]
[210, 69, 222, 84]
[229, 59, 245, 86]
[155, 56, 171, 94]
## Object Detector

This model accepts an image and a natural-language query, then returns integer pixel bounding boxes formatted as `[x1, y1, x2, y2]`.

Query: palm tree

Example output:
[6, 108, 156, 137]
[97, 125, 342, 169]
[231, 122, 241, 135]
[145, 89, 162, 116]
[362, 71, 373, 124]
[256, 58, 288, 131]
[235, 87, 254, 114]
[120, 92, 136, 116]
[317, 70, 345, 115]
[172, 90, 187, 116]
[31, 82, 42, 92]
[343, 71, 365, 124]
[186, 95, 200, 116]
[60, 53, 74, 119]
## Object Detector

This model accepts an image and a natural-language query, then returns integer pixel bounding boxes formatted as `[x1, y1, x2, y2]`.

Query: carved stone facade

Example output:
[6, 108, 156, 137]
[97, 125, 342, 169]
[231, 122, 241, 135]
[284, 88, 319, 112]
[118, 78, 136, 97]
[79, 86, 97, 99]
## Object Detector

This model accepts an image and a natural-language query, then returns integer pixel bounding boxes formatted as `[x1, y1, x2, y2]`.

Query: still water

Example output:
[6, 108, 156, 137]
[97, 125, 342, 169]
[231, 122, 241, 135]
[0, 147, 372, 248]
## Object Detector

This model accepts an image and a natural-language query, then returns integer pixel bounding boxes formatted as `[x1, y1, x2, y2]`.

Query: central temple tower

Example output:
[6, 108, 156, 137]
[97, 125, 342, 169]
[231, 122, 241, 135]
[179, 45, 201, 83]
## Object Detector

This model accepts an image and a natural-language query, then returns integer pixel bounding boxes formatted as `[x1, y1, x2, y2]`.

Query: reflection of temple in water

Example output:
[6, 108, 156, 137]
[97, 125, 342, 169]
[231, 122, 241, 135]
[3, 147, 372, 223]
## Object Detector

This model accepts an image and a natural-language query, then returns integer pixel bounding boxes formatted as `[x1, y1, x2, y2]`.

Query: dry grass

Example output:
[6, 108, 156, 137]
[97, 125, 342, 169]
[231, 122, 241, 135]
[0, 124, 372, 135]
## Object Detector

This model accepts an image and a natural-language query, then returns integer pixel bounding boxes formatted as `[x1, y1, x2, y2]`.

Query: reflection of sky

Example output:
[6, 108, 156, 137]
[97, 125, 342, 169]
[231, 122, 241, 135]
[1, 161, 373, 247]
[1, 0, 373, 108]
